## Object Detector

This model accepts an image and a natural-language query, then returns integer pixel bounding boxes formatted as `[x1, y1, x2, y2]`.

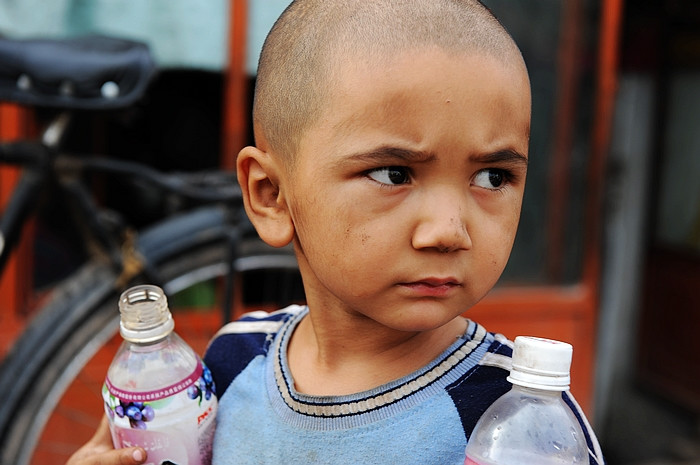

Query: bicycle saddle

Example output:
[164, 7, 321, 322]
[0, 35, 156, 110]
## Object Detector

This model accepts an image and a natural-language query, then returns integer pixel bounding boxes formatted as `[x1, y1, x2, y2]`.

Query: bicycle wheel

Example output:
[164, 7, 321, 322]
[0, 206, 302, 465]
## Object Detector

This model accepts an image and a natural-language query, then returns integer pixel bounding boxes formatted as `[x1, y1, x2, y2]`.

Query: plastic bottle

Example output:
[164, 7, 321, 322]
[102, 284, 217, 465]
[464, 336, 588, 465]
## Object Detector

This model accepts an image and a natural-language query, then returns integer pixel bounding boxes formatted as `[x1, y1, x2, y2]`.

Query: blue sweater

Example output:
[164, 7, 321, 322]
[204, 305, 604, 464]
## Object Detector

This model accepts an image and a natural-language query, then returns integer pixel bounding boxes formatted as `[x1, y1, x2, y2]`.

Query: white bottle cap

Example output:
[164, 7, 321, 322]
[506, 336, 572, 391]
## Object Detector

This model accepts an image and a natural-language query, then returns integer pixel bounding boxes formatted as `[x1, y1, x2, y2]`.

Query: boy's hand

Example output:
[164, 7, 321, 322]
[66, 416, 146, 465]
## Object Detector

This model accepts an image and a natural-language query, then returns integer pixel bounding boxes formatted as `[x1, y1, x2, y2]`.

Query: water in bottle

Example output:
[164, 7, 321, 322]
[102, 284, 217, 465]
[464, 336, 588, 465]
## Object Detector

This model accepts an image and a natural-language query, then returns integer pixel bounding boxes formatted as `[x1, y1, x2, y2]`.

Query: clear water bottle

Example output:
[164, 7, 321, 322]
[102, 284, 217, 465]
[464, 336, 588, 465]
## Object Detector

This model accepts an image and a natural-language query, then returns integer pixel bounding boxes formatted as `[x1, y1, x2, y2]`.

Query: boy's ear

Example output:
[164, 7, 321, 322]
[236, 146, 295, 248]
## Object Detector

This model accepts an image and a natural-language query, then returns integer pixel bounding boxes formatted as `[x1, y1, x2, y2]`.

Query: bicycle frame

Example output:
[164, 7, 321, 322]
[0, 35, 156, 286]
[0, 107, 247, 277]
[0, 33, 292, 332]
[0, 35, 302, 464]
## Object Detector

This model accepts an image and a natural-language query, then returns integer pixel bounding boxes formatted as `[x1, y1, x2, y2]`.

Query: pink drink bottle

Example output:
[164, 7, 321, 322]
[464, 336, 588, 465]
[102, 285, 217, 465]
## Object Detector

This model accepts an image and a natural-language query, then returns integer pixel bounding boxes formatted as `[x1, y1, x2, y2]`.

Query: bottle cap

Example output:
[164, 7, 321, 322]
[506, 336, 572, 391]
[119, 284, 174, 343]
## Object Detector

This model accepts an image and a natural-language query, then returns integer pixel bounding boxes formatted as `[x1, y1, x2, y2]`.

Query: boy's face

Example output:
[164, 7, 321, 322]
[278, 47, 530, 332]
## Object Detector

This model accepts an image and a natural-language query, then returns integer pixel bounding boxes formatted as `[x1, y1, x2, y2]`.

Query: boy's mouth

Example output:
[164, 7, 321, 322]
[398, 278, 461, 297]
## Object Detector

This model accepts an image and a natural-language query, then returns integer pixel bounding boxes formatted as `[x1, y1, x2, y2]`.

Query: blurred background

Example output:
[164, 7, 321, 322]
[0, 0, 698, 463]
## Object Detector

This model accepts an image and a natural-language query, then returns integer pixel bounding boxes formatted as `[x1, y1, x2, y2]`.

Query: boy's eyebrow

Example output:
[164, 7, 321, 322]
[342, 146, 437, 165]
[470, 149, 529, 166]
[341, 146, 528, 167]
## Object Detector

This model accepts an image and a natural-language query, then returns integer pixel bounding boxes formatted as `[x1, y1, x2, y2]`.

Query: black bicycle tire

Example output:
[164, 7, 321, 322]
[0, 205, 236, 450]
[0, 207, 299, 465]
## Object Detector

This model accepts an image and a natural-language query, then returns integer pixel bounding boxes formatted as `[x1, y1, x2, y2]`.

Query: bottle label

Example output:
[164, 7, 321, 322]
[103, 360, 217, 465]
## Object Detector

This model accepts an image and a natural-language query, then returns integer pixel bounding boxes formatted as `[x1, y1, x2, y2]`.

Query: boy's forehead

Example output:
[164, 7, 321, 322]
[333, 45, 527, 94]
[293, 47, 531, 165]
[326, 47, 530, 130]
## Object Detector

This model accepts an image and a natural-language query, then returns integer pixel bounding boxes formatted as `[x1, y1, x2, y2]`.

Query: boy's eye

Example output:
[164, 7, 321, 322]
[367, 166, 411, 185]
[473, 168, 507, 190]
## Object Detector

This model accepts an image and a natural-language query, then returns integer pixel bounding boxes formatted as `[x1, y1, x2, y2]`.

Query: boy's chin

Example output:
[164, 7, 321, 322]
[378, 312, 466, 334]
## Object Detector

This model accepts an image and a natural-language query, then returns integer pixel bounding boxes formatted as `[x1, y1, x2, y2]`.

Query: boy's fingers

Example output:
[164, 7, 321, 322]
[67, 446, 146, 465]
[90, 416, 112, 446]
[104, 448, 147, 465]
[67, 416, 146, 465]
[72, 447, 146, 465]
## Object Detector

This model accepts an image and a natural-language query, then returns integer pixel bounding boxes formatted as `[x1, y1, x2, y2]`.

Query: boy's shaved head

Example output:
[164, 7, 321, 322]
[253, 0, 527, 162]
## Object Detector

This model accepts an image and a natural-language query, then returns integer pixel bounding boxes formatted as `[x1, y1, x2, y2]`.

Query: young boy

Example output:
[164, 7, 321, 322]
[69, 0, 604, 464]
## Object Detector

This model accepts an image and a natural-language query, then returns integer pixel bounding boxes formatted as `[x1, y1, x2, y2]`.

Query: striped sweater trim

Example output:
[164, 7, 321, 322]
[270, 309, 490, 420]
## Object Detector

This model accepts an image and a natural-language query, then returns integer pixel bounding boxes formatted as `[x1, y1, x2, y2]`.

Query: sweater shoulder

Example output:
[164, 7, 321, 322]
[203, 305, 303, 398]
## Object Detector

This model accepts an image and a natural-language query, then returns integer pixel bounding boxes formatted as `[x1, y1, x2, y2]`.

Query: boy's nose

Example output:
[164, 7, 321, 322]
[411, 198, 473, 253]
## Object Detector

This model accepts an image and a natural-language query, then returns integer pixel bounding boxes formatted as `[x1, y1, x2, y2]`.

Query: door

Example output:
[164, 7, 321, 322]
[636, 2, 700, 410]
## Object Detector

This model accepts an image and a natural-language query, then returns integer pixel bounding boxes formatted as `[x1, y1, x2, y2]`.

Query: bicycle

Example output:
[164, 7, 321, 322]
[0, 35, 302, 465]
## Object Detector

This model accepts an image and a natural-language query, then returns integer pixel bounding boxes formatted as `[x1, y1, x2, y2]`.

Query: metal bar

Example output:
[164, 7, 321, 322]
[546, 0, 584, 282]
[583, 0, 625, 290]
[222, 0, 249, 171]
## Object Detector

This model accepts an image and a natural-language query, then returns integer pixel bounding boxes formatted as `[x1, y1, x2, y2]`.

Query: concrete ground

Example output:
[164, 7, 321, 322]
[600, 385, 700, 465]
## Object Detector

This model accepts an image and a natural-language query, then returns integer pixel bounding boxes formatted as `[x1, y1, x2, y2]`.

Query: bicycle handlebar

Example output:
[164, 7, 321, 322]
[0, 141, 49, 167]
[68, 156, 242, 203]
[0, 139, 241, 204]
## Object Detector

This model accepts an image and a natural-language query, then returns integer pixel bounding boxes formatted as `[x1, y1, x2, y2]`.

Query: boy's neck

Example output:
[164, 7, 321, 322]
[287, 310, 468, 396]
